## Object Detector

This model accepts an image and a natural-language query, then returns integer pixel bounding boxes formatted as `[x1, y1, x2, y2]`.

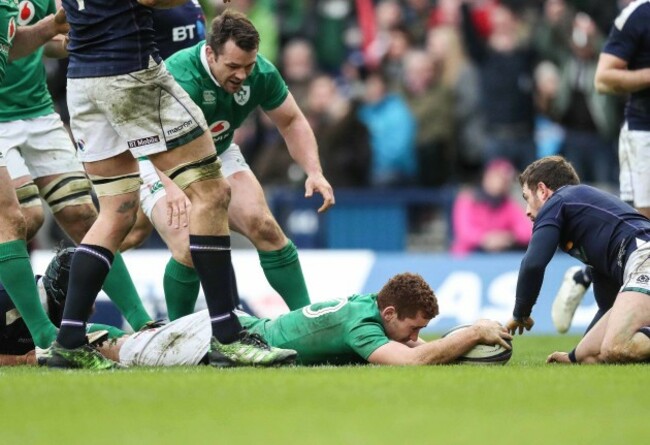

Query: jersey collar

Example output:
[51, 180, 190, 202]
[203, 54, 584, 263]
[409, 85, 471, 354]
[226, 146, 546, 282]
[200, 43, 223, 89]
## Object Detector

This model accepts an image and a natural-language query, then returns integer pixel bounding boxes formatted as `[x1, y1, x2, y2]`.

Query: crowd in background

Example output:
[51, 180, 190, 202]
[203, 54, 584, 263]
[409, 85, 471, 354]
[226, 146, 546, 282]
[41, 0, 631, 252]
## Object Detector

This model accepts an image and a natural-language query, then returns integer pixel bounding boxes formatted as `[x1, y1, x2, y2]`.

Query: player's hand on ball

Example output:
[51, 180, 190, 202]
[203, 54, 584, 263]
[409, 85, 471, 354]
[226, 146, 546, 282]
[474, 319, 512, 350]
[546, 351, 571, 364]
[506, 316, 534, 335]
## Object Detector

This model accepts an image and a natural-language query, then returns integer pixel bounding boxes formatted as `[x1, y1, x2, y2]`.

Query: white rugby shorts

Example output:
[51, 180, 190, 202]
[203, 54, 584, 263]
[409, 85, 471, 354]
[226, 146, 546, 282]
[618, 123, 650, 207]
[138, 143, 250, 219]
[119, 310, 211, 367]
[67, 58, 207, 162]
[621, 239, 650, 296]
[0, 113, 83, 179]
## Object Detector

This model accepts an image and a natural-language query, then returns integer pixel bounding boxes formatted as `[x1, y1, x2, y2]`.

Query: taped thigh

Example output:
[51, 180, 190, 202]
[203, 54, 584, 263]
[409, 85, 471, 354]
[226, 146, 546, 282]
[40, 172, 94, 213]
[15, 181, 41, 208]
[163, 153, 222, 190]
[88, 172, 143, 197]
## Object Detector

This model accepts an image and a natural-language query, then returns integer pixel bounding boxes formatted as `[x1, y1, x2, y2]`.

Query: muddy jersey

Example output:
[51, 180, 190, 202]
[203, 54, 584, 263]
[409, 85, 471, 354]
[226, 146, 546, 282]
[0, 0, 17, 85]
[0, 0, 55, 121]
[165, 41, 288, 155]
[61, 0, 160, 78]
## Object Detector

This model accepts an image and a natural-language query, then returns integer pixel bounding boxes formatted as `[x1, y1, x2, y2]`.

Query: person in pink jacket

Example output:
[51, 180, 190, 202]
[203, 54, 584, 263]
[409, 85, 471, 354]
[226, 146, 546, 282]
[451, 158, 532, 255]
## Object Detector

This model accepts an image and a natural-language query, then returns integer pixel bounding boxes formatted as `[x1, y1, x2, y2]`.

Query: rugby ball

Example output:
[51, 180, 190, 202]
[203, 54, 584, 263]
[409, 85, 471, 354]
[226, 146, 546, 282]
[442, 324, 513, 365]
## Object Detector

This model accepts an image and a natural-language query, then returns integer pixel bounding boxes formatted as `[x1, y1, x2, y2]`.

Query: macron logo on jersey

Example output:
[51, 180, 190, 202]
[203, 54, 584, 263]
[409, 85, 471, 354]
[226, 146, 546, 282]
[17, 1, 34, 26]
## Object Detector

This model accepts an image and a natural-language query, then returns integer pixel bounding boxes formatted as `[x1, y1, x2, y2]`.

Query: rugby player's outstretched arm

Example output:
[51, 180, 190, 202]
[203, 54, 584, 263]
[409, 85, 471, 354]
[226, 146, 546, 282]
[10, 9, 68, 61]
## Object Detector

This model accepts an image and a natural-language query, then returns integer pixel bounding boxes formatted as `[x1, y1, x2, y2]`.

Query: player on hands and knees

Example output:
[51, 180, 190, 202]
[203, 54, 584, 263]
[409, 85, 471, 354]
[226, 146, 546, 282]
[122, 10, 335, 319]
[553, 0, 650, 334]
[507, 156, 650, 364]
[48, 0, 295, 370]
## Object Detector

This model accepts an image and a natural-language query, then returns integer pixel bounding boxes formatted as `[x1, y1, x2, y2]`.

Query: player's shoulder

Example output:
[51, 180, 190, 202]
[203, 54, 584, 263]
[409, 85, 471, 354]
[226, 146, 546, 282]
[253, 53, 281, 77]
[614, 0, 650, 31]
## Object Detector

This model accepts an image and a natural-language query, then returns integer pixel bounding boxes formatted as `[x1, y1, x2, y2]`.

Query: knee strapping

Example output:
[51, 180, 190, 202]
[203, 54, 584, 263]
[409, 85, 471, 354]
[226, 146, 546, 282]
[40, 173, 94, 212]
[89, 172, 142, 197]
[163, 153, 222, 190]
[15, 182, 41, 208]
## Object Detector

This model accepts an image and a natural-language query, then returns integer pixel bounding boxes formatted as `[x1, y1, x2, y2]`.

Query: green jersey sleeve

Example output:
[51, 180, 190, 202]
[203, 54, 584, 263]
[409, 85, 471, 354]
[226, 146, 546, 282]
[0, 1, 17, 85]
[255, 55, 288, 111]
[346, 319, 391, 360]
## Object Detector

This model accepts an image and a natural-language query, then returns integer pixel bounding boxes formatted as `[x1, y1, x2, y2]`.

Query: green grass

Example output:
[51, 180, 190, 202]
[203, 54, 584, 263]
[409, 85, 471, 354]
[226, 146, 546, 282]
[0, 335, 646, 445]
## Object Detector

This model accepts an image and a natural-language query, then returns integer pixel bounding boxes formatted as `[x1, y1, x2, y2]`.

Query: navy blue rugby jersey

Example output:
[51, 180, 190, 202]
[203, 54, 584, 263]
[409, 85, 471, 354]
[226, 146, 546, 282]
[534, 184, 650, 280]
[602, 0, 650, 130]
[152, 0, 205, 60]
[62, 0, 161, 78]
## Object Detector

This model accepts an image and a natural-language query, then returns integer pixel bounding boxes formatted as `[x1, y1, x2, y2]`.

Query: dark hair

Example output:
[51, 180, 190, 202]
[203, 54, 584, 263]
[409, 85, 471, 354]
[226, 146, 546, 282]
[377, 273, 439, 319]
[519, 155, 580, 192]
[208, 9, 260, 55]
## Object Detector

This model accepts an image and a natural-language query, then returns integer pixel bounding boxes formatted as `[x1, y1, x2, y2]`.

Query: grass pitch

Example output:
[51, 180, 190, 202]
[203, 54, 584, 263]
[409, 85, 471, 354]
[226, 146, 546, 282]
[0, 335, 645, 445]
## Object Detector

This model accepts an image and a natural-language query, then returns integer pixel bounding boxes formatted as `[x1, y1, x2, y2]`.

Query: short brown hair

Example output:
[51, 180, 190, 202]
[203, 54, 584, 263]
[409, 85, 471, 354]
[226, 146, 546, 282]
[519, 155, 580, 192]
[208, 10, 260, 54]
[377, 273, 439, 319]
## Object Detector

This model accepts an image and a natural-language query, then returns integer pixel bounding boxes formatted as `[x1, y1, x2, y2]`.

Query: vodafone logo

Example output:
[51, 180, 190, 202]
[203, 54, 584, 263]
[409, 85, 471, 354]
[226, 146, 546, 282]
[209, 120, 230, 137]
[17, 1, 35, 26]
[7, 17, 15, 42]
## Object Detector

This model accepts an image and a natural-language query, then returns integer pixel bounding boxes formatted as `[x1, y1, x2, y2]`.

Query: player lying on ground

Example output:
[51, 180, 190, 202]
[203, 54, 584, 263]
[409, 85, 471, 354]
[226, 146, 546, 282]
[505, 156, 650, 364]
[1, 256, 511, 366]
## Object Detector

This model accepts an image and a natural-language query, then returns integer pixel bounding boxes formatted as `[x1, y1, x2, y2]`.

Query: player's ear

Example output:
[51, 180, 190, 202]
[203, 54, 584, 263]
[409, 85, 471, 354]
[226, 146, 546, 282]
[381, 306, 397, 321]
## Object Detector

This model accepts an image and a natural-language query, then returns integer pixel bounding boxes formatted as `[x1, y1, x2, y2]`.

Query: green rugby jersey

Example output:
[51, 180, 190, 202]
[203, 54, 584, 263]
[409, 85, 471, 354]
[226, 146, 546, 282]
[165, 41, 288, 155]
[0, 0, 17, 85]
[238, 294, 391, 365]
[0, 0, 55, 121]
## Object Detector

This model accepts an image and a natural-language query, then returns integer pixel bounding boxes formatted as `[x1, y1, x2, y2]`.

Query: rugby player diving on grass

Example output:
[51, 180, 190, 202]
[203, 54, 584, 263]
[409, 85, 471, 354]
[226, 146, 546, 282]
[0, 250, 511, 367]
[505, 156, 650, 364]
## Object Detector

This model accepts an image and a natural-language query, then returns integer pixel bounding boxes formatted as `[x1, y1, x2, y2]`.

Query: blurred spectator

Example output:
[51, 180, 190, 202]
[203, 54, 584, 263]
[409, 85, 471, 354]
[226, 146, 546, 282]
[280, 38, 319, 109]
[427, 25, 485, 181]
[533, 61, 565, 158]
[399, 49, 455, 187]
[532, 0, 575, 66]
[550, 12, 621, 185]
[358, 70, 417, 187]
[402, 0, 435, 45]
[305, 74, 371, 187]
[460, 1, 538, 171]
[450, 158, 532, 255]
[382, 25, 414, 88]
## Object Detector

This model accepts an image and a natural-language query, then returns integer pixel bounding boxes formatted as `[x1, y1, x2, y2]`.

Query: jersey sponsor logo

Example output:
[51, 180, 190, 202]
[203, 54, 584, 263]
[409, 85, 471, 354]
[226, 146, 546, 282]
[149, 180, 163, 195]
[127, 135, 161, 149]
[172, 24, 197, 42]
[234, 85, 250, 106]
[202, 90, 216, 104]
[209, 120, 230, 138]
[166, 119, 194, 136]
[7, 16, 15, 42]
[17, 1, 34, 26]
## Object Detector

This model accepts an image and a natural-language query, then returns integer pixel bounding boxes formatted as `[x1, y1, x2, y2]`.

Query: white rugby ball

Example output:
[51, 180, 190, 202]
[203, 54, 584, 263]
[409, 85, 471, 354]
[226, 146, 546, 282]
[442, 324, 513, 365]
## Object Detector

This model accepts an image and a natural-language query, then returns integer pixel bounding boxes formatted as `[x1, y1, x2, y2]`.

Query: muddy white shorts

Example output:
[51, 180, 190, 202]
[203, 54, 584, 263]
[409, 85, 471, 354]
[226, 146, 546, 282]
[138, 143, 250, 218]
[621, 239, 650, 296]
[619, 123, 650, 207]
[0, 113, 82, 178]
[67, 58, 208, 163]
[119, 310, 211, 367]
